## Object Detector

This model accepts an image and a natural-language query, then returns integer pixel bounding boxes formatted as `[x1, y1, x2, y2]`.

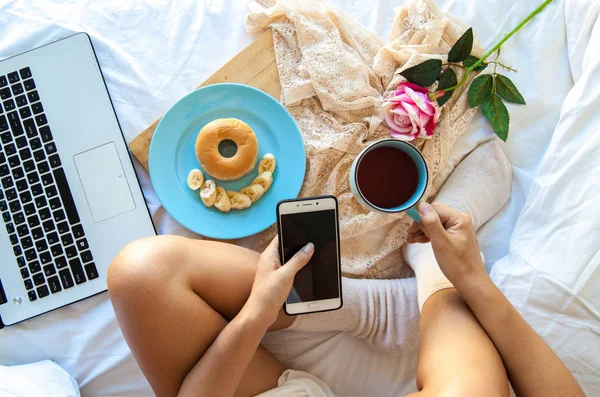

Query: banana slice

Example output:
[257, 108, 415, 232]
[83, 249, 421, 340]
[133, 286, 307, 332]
[240, 184, 265, 203]
[199, 180, 217, 207]
[227, 191, 252, 210]
[252, 171, 274, 191]
[258, 153, 276, 174]
[214, 186, 231, 212]
[187, 169, 205, 191]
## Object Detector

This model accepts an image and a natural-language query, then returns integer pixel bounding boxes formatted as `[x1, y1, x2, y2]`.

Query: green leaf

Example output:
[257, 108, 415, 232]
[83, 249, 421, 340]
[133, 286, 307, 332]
[436, 68, 457, 106]
[468, 74, 493, 108]
[482, 94, 510, 141]
[448, 28, 474, 63]
[495, 74, 526, 104]
[462, 55, 488, 71]
[400, 59, 442, 87]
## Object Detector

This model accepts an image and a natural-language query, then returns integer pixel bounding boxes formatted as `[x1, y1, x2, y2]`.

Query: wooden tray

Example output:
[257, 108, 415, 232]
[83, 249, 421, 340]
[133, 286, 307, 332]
[128, 29, 280, 169]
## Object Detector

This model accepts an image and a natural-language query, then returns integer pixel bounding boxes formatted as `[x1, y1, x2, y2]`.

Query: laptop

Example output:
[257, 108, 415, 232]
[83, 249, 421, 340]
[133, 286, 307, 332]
[0, 33, 156, 327]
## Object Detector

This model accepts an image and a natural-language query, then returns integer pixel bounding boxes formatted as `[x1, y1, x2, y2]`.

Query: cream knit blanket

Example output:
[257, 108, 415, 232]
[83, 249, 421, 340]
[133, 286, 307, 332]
[241, 0, 482, 278]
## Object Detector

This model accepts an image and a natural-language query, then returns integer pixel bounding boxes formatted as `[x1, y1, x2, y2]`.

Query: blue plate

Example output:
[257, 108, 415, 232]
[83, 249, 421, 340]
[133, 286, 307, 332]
[149, 83, 306, 239]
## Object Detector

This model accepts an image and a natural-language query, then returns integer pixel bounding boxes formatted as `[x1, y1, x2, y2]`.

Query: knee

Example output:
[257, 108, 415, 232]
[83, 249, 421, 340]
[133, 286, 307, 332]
[107, 235, 185, 302]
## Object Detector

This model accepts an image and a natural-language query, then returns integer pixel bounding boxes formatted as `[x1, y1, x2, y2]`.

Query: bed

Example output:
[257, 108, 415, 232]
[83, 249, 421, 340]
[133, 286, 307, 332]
[0, 0, 598, 395]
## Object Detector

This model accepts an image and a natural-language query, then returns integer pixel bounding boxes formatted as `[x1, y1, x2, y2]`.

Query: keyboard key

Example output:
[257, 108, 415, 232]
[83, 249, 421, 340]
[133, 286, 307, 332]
[53, 168, 80, 225]
[38, 161, 50, 174]
[43, 263, 56, 276]
[23, 159, 35, 172]
[13, 245, 22, 256]
[8, 155, 19, 168]
[34, 273, 45, 286]
[27, 90, 39, 102]
[16, 179, 27, 192]
[1, 132, 11, 144]
[24, 278, 33, 290]
[15, 95, 27, 107]
[37, 285, 49, 298]
[0, 189, 3, 199]
[34, 196, 46, 210]
[19, 148, 31, 161]
[8, 72, 19, 83]
[23, 203, 35, 216]
[81, 250, 93, 263]
[11, 83, 24, 96]
[59, 269, 74, 289]
[30, 137, 42, 150]
[0, 165, 8, 176]
[1, 175, 13, 188]
[28, 290, 37, 301]
[0, 87, 10, 100]
[61, 233, 73, 246]
[17, 224, 28, 237]
[42, 219, 54, 232]
[21, 267, 29, 279]
[39, 126, 53, 142]
[31, 102, 43, 114]
[3, 99, 15, 111]
[25, 248, 36, 261]
[47, 232, 59, 245]
[48, 276, 61, 293]
[27, 172, 39, 184]
[19, 106, 31, 119]
[76, 238, 89, 251]
[13, 212, 24, 225]
[40, 251, 51, 264]
[9, 200, 20, 212]
[35, 239, 48, 252]
[45, 142, 57, 155]
[31, 226, 43, 240]
[72, 224, 84, 239]
[5, 188, 16, 200]
[41, 173, 53, 186]
[5, 143, 16, 156]
[49, 197, 61, 210]
[31, 183, 43, 196]
[29, 260, 41, 274]
[45, 185, 57, 198]
[69, 257, 86, 285]
[0, 200, 5, 210]
[15, 136, 27, 148]
[17, 256, 25, 267]
[0, 76, 6, 87]
[34, 149, 46, 162]
[49, 154, 62, 168]
[39, 207, 51, 220]
[7, 111, 23, 136]
[55, 256, 67, 269]
[19, 191, 31, 203]
[53, 209, 65, 222]
[84, 263, 99, 280]
[57, 221, 69, 234]
[21, 236, 33, 249]
[50, 243, 63, 256]
[27, 214, 40, 228]
[23, 79, 35, 91]
[65, 245, 77, 258]
[19, 68, 32, 79]
[10, 233, 18, 245]
[23, 118, 36, 138]
[0, 115, 7, 132]
[2, 211, 10, 222]
[35, 114, 47, 126]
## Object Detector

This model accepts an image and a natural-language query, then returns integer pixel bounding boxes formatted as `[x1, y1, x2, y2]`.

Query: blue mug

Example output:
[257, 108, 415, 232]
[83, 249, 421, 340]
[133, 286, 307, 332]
[349, 138, 428, 222]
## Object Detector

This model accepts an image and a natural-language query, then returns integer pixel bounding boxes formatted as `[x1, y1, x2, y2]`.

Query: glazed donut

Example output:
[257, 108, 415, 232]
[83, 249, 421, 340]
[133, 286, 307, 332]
[195, 118, 259, 181]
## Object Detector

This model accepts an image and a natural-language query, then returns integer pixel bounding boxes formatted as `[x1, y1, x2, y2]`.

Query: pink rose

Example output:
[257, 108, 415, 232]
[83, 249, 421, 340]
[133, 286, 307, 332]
[382, 82, 441, 141]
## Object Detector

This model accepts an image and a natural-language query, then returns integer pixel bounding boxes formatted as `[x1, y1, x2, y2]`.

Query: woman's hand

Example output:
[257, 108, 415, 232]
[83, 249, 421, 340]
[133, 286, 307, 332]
[245, 236, 314, 327]
[407, 202, 486, 289]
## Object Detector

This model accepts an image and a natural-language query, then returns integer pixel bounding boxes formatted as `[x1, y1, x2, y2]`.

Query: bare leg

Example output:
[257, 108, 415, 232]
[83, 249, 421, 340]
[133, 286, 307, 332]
[407, 289, 509, 397]
[107, 235, 295, 397]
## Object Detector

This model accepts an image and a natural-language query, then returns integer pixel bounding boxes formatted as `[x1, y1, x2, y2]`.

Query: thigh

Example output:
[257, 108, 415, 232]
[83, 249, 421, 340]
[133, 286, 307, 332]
[108, 235, 292, 397]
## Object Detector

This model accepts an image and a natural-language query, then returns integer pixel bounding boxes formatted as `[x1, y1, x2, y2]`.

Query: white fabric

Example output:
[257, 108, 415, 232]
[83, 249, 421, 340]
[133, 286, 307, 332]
[0, 360, 80, 397]
[0, 1, 597, 396]
[256, 369, 347, 397]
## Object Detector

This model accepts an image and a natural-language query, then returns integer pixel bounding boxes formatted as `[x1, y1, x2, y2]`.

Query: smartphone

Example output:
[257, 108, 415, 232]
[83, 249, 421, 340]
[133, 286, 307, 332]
[277, 195, 343, 315]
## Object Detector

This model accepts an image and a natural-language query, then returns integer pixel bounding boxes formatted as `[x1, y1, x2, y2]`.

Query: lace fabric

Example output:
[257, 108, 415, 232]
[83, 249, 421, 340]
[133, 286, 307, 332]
[241, 0, 482, 278]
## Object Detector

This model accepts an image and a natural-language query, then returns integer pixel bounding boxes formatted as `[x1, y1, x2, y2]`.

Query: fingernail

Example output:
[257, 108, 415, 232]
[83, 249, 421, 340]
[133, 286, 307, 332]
[302, 243, 314, 254]
[418, 202, 432, 215]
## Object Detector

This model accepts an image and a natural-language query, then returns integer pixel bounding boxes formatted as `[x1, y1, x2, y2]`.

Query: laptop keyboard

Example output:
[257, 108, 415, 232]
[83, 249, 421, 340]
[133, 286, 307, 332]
[1, 67, 99, 303]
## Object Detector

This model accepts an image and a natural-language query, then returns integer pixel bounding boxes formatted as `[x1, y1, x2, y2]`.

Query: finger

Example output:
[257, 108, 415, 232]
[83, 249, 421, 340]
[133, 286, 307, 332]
[261, 236, 281, 268]
[418, 202, 449, 243]
[280, 243, 314, 278]
[430, 202, 464, 229]
[407, 222, 423, 234]
[413, 235, 430, 244]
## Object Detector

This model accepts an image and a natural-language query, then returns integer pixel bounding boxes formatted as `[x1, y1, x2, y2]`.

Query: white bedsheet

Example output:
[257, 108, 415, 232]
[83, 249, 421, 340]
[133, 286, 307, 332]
[0, 0, 596, 396]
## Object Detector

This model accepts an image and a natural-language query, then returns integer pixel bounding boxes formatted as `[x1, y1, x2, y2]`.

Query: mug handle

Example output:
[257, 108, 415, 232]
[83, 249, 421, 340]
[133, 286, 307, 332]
[406, 204, 421, 223]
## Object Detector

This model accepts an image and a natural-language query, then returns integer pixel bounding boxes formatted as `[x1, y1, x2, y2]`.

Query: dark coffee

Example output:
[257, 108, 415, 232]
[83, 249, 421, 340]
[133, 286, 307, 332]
[356, 146, 419, 209]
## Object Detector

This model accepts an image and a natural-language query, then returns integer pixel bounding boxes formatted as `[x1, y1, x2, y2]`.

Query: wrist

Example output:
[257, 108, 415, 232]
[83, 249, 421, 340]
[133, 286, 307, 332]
[453, 263, 490, 296]
[239, 298, 274, 331]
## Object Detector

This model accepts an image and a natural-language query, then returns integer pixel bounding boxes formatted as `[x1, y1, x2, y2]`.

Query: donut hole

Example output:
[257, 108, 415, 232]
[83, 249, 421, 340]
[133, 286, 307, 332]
[218, 139, 238, 158]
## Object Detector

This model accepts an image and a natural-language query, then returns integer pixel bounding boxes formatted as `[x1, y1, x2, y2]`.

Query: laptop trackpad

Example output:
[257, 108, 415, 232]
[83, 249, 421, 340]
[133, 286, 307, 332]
[73, 142, 136, 223]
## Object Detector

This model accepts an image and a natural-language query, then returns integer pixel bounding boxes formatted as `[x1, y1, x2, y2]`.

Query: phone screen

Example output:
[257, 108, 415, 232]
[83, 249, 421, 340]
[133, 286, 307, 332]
[280, 209, 339, 304]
